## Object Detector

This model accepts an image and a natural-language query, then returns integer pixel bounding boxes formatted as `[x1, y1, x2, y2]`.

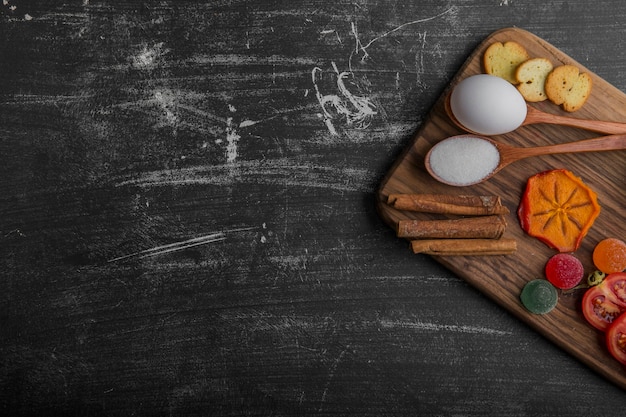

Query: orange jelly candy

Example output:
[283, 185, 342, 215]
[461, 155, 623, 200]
[517, 169, 601, 253]
[593, 238, 626, 274]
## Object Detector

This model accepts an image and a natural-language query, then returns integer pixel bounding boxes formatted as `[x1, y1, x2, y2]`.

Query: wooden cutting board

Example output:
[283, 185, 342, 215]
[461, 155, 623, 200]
[377, 27, 626, 390]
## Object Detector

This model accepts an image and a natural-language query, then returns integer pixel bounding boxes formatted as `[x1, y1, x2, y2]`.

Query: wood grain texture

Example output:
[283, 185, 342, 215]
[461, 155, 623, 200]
[378, 27, 626, 390]
[1, 1, 626, 415]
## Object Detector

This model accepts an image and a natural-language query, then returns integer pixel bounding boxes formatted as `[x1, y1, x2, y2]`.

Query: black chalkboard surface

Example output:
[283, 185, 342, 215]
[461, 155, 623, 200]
[1, 1, 625, 415]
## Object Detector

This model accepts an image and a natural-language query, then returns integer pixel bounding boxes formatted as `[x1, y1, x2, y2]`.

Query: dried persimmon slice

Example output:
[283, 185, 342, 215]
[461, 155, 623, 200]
[517, 169, 601, 253]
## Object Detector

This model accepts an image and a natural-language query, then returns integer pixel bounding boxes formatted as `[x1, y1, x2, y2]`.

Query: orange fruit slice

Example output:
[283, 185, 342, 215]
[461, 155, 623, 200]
[517, 169, 601, 253]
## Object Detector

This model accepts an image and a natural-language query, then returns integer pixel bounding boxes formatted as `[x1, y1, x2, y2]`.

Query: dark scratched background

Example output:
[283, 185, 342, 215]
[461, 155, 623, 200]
[1, 1, 625, 415]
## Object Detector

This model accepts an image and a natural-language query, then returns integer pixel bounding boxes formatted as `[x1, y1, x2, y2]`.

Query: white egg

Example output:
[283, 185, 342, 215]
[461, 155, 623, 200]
[449, 74, 527, 135]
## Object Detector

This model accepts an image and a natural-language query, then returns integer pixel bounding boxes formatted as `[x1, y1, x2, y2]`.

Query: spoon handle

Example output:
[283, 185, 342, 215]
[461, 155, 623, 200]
[525, 107, 626, 135]
[513, 134, 626, 160]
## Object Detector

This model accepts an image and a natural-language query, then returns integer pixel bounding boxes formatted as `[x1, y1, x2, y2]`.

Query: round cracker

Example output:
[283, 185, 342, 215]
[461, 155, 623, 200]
[515, 58, 553, 102]
[483, 41, 530, 84]
[545, 65, 592, 112]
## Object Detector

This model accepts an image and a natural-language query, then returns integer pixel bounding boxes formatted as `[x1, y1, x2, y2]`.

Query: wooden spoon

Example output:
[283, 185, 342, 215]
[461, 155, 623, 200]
[425, 133, 626, 186]
[445, 93, 626, 135]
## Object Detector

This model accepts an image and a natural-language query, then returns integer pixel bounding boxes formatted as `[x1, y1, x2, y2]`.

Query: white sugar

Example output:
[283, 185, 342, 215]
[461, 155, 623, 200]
[428, 136, 500, 186]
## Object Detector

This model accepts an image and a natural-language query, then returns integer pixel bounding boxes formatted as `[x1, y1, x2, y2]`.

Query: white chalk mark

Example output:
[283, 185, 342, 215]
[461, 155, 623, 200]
[320, 28, 342, 44]
[224, 104, 283, 162]
[132, 42, 167, 70]
[414, 32, 428, 86]
[2, 94, 91, 105]
[225, 117, 240, 163]
[154, 90, 178, 127]
[176, 103, 226, 124]
[239, 115, 281, 128]
[115, 158, 376, 193]
[321, 114, 338, 135]
[4, 229, 26, 238]
[350, 22, 364, 56]
[311, 65, 377, 135]
[108, 233, 226, 263]
[355, 8, 454, 60]
[108, 86, 182, 131]
[310, 9, 453, 133]
[190, 54, 317, 67]
[335, 31, 342, 44]
[238, 104, 310, 130]
[238, 120, 259, 128]
[108, 227, 258, 263]
[319, 348, 347, 412]
[379, 319, 511, 336]
[335, 71, 376, 124]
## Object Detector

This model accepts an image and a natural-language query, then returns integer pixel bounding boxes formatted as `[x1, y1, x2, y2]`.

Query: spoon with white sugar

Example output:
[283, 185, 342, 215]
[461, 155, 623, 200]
[424, 134, 626, 186]
[446, 74, 626, 136]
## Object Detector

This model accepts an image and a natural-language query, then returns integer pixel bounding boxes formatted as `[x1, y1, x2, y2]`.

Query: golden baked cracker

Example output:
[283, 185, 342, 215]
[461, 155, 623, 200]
[483, 41, 530, 84]
[515, 58, 553, 102]
[545, 65, 592, 112]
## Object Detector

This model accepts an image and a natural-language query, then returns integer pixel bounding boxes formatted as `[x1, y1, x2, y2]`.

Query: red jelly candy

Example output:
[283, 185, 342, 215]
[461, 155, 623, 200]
[545, 253, 584, 289]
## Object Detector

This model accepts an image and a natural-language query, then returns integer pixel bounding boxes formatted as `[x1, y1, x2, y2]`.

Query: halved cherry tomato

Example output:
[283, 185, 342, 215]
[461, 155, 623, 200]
[606, 313, 626, 365]
[581, 272, 626, 332]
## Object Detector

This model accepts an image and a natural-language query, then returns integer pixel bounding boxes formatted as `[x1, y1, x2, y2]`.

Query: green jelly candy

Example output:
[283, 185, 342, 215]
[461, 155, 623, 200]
[520, 279, 558, 314]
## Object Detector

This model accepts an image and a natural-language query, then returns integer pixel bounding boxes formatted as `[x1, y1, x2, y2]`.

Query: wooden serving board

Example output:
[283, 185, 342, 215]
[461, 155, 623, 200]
[377, 27, 626, 390]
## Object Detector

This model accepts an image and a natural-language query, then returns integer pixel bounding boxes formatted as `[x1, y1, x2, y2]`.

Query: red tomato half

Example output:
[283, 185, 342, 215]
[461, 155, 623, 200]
[606, 314, 626, 365]
[582, 272, 626, 332]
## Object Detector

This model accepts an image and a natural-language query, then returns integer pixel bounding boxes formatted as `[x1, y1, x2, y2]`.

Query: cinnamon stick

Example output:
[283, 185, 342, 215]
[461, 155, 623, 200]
[410, 239, 517, 255]
[397, 215, 507, 239]
[387, 194, 509, 215]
